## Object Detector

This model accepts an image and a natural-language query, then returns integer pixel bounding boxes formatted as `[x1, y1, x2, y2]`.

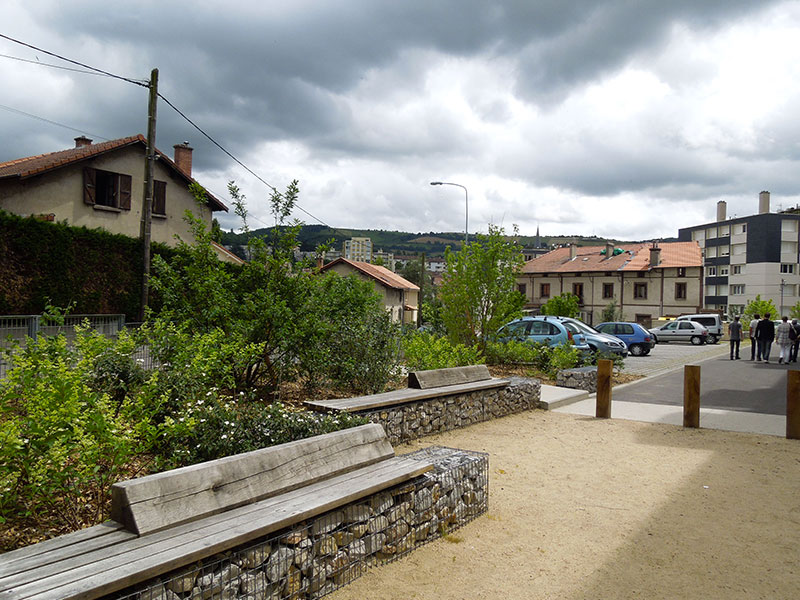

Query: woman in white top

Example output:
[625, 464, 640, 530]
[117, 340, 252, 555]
[776, 316, 792, 364]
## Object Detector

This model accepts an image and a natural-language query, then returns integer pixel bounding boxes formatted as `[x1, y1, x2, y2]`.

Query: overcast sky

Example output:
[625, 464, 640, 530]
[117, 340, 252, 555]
[2, 1, 800, 241]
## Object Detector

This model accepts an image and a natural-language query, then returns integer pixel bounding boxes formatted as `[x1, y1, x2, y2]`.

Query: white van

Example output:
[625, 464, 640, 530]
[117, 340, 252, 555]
[676, 314, 723, 343]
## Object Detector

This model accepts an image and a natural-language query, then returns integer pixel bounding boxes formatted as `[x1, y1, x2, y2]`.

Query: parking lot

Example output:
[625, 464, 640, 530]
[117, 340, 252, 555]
[622, 338, 730, 377]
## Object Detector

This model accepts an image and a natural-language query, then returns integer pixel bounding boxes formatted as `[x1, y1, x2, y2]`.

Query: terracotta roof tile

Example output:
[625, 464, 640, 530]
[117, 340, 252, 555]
[0, 134, 227, 211]
[321, 258, 420, 290]
[521, 242, 702, 274]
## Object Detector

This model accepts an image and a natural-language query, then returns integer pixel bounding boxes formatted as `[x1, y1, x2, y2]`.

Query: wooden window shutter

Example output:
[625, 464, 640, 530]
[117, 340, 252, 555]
[119, 174, 132, 210]
[153, 180, 166, 215]
[83, 168, 96, 205]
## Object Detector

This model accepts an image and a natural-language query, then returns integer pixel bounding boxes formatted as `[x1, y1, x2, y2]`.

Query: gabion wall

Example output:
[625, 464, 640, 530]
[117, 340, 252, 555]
[555, 367, 597, 393]
[112, 446, 488, 600]
[362, 377, 541, 445]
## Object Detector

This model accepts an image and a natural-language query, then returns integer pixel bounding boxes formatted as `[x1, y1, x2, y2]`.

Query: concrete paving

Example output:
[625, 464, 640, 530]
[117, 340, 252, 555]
[547, 339, 792, 437]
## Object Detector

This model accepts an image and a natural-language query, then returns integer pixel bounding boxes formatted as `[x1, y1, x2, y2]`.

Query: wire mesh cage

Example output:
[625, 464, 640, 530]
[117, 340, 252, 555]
[112, 446, 488, 600]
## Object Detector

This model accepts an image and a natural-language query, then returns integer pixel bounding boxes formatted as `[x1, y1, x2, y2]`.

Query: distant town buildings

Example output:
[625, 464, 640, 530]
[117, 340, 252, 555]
[343, 237, 373, 262]
[519, 241, 703, 326]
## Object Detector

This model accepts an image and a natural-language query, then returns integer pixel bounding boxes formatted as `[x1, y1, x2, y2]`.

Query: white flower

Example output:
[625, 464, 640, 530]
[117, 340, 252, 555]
[221, 434, 228, 439]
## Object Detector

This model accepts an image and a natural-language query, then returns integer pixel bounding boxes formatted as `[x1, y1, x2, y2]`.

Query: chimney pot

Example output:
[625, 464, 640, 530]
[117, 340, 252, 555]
[74, 136, 92, 148]
[759, 191, 770, 214]
[173, 142, 193, 177]
[716, 200, 727, 221]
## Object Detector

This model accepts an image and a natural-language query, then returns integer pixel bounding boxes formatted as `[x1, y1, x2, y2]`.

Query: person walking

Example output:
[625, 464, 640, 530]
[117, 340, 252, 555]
[749, 313, 761, 360]
[791, 319, 800, 363]
[776, 316, 792, 364]
[755, 313, 775, 363]
[729, 315, 742, 360]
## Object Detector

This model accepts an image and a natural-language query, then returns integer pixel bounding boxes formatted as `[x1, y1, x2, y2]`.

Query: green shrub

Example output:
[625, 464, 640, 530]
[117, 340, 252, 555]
[401, 332, 484, 371]
[547, 343, 582, 377]
[0, 329, 137, 529]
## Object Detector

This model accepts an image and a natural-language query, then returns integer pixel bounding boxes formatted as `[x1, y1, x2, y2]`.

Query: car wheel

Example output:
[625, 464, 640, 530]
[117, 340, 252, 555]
[691, 335, 703, 345]
[629, 344, 645, 356]
[710, 335, 719, 344]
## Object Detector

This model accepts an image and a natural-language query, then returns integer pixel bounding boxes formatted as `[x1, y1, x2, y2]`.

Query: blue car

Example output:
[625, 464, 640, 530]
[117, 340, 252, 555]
[596, 321, 656, 356]
[496, 316, 591, 351]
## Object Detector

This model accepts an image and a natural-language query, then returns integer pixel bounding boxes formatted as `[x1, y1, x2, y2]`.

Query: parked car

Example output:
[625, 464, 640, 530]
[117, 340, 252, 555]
[649, 320, 708, 345]
[595, 322, 656, 356]
[496, 316, 591, 351]
[555, 317, 628, 357]
[675, 314, 723, 344]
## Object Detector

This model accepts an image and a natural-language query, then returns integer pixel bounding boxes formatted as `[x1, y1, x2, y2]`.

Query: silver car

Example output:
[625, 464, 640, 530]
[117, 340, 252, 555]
[649, 320, 709, 345]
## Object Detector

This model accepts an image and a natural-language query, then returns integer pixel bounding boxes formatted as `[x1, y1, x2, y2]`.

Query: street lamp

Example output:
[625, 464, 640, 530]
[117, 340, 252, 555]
[430, 181, 468, 245]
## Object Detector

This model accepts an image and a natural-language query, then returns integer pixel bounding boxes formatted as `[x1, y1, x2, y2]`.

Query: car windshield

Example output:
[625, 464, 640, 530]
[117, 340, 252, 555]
[566, 319, 600, 334]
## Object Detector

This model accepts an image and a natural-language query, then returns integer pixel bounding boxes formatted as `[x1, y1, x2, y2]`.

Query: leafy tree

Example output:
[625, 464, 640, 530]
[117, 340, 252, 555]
[438, 225, 525, 349]
[540, 293, 580, 318]
[210, 218, 223, 243]
[743, 294, 778, 322]
[600, 299, 624, 322]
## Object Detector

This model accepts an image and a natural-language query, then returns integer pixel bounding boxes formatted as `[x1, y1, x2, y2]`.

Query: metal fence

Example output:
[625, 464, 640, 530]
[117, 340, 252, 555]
[0, 314, 127, 378]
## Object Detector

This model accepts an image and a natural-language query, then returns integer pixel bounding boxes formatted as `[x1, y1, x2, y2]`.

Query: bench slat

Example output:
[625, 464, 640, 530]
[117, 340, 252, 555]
[111, 423, 393, 535]
[2, 456, 433, 600]
[306, 378, 511, 412]
[0, 522, 131, 573]
[408, 365, 492, 389]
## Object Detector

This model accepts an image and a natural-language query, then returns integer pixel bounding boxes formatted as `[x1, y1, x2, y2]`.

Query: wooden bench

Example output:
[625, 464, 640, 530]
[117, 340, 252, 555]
[305, 365, 511, 414]
[0, 424, 433, 600]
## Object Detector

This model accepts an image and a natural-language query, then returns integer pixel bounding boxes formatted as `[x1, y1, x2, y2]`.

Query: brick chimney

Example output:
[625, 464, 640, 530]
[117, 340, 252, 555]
[74, 136, 92, 148]
[759, 190, 770, 214]
[173, 142, 193, 177]
[649, 242, 661, 267]
[716, 200, 727, 221]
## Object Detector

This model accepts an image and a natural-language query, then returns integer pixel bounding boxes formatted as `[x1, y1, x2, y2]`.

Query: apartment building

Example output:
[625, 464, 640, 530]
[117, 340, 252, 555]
[677, 192, 800, 316]
[343, 237, 373, 262]
[518, 241, 703, 326]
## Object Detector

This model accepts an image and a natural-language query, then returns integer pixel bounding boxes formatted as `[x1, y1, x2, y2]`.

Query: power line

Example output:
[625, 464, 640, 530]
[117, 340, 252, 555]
[0, 33, 149, 87]
[0, 103, 109, 141]
[0, 52, 104, 76]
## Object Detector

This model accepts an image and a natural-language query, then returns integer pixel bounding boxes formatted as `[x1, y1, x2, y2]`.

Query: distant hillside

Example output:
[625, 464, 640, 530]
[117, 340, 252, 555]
[220, 225, 666, 257]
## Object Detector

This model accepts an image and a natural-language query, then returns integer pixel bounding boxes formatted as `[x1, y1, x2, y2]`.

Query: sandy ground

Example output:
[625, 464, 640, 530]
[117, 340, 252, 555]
[331, 410, 800, 600]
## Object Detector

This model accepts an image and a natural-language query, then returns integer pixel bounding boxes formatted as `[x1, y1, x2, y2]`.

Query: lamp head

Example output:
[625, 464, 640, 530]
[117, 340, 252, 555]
[430, 181, 442, 185]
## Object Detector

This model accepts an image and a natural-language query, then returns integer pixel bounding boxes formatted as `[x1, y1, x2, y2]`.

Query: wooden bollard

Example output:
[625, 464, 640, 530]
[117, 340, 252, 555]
[788, 370, 800, 440]
[595, 359, 613, 418]
[683, 365, 701, 428]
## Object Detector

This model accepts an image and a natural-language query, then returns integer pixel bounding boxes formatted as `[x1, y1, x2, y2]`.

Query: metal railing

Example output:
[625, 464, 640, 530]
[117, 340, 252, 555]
[0, 314, 127, 378]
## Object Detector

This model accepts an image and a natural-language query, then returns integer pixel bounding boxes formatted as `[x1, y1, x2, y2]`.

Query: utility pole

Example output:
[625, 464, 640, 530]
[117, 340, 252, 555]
[781, 278, 786, 317]
[139, 68, 158, 322]
[418, 252, 425, 327]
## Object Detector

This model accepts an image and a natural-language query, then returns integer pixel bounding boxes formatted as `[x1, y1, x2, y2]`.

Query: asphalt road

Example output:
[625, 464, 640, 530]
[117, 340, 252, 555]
[614, 349, 799, 415]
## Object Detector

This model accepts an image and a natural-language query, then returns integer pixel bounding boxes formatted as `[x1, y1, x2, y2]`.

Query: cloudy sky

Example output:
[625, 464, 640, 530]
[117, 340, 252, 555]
[2, 1, 800, 241]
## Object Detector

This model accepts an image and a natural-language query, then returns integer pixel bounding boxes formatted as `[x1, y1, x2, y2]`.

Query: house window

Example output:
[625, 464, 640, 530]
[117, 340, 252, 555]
[83, 167, 132, 210]
[634, 282, 647, 299]
[517, 283, 527, 297]
[602, 283, 614, 299]
[733, 265, 743, 275]
[707, 266, 717, 277]
[540, 283, 550, 298]
[781, 264, 794, 274]
[572, 283, 584, 300]
[731, 284, 746, 295]
[153, 180, 167, 215]
[675, 282, 687, 300]
[720, 266, 729, 276]
[677, 267, 686, 277]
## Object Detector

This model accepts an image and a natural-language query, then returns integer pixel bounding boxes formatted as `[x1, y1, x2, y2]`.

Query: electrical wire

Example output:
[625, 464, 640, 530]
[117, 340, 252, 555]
[0, 103, 108, 141]
[0, 52, 105, 76]
[0, 33, 149, 87]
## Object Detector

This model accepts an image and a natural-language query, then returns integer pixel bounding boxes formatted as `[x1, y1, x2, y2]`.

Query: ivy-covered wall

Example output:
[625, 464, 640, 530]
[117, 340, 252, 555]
[0, 210, 172, 320]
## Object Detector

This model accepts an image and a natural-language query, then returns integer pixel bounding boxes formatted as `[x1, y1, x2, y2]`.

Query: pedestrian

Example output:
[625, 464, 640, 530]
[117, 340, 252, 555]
[776, 316, 792, 364]
[749, 313, 761, 360]
[755, 312, 775, 363]
[791, 319, 800, 363]
[728, 315, 742, 360]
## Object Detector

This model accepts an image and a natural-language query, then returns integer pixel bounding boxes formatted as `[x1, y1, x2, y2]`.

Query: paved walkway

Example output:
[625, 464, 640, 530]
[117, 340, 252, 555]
[545, 340, 791, 437]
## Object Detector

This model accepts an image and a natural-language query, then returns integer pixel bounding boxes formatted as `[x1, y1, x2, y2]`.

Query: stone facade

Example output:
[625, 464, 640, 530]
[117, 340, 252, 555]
[360, 377, 541, 445]
[556, 366, 597, 393]
[114, 447, 488, 600]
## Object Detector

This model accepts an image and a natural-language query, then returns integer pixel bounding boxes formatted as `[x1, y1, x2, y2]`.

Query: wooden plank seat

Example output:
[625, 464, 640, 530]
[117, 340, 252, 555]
[305, 365, 511, 413]
[0, 424, 432, 600]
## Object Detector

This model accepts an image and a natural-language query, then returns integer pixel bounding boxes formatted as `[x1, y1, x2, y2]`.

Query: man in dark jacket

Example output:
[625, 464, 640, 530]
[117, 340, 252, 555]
[755, 313, 775, 363]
